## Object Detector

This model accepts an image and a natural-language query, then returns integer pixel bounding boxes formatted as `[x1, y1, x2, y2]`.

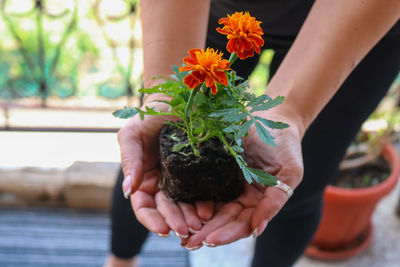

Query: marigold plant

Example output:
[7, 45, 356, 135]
[114, 12, 287, 186]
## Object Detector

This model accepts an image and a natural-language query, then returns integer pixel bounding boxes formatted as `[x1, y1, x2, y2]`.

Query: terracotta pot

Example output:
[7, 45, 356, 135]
[305, 144, 400, 260]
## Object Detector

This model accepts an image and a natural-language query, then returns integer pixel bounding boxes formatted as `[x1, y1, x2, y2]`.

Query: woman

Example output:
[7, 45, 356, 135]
[106, 0, 400, 266]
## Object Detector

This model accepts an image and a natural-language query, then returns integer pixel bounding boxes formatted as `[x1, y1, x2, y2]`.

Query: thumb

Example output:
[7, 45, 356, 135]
[251, 187, 288, 237]
[118, 128, 144, 198]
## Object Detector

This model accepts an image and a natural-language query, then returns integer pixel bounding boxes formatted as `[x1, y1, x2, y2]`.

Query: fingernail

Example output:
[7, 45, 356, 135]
[157, 232, 170, 238]
[252, 219, 268, 238]
[174, 231, 189, 239]
[202, 241, 216, 247]
[189, 227, 200, 234]
[185, 245, 202, 251]
[200, 220, 208, 224]
[122, 175, 132, 199]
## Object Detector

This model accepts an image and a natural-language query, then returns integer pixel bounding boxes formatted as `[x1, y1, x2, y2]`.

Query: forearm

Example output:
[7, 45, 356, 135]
[267, 0, 400, 137]
[140, 0, 210, 88]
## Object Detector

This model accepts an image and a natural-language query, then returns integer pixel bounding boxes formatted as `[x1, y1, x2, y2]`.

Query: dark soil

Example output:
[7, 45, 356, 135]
[159, 123, 245, 202]
[331, 156, 390, 188]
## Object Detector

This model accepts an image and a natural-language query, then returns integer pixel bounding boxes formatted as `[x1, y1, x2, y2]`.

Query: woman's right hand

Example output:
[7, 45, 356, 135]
[117, 101, 213, 241]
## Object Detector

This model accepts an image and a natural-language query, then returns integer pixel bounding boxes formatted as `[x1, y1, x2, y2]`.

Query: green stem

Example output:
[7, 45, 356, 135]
[184, 84, 202, 134]
[197, 131, 211, 143]
[219, 134, 237, 159]
[228, 52, 238, 66]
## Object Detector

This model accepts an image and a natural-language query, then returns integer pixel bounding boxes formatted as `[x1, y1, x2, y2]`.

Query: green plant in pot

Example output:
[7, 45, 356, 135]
[114, 12, 288, 202]
[306, 81, 400, 260]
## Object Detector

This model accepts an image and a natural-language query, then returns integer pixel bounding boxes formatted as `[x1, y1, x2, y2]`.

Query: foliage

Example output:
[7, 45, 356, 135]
[113, 11, 289, 186]
[114, 63, 288, 186]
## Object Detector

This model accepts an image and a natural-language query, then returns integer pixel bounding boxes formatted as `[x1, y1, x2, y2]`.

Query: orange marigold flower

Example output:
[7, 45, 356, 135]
[179, 48, 230, 95]
[217, 11, 264, 60]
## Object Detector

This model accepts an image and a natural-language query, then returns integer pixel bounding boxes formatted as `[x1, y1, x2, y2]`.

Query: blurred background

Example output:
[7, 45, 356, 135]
[0, 0, 399, 266]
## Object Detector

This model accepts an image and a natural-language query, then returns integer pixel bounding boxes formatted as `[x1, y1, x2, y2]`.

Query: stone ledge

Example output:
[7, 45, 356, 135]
[0, 161, 120, 210]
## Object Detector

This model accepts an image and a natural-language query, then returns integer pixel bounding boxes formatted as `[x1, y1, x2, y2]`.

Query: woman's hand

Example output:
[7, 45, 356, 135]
[117, 102, 213, 239]
[182, 111, 304, 248]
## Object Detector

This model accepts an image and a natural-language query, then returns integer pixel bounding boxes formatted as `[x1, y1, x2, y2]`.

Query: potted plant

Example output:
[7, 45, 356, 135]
[305, 82, 400, 260]
[114, 12, 288, 202]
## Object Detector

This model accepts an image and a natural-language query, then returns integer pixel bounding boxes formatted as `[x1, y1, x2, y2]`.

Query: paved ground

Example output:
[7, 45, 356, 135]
[0, 207, 188, 267]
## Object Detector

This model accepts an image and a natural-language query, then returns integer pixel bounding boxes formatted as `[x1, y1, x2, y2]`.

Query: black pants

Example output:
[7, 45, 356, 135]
[110, 17, 400, 267]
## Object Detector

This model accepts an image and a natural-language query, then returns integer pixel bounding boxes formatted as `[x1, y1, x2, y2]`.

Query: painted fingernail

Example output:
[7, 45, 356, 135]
[122, 175, 132, 199]
[202, 241, 216, 247]
[252, 219, 269, 238]
[174, 231, 189, 239]
[157, 232, 170, 238]
[185, 245, 202, 251]
[189, 227, 200, 234]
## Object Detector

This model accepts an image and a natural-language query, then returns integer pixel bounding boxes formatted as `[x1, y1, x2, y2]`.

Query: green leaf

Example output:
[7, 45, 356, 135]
[237, 120, 253, 138]
[145, 106, 161, 115]
[169, 134, 180, 142]
[223, 124, 240, 133]
[232, 145, 244, 153]
[139, 86, 162, 94]
[172, 143, 189, 153]
[112, 107, 139, 119]
[209, 108, 242, 117]
[251, 96, 285, 112]
[254, 120, 277, 146]
[220, 112, 247, 123]
[246, 167, 277, 186]
[236, 155, 277, 185]
[248, 94, 271, 107]
[241, 166, 254, 184]
[172, 64, 187, 82]
[254, 116, 289, 129]
[219, 97, 239, 106]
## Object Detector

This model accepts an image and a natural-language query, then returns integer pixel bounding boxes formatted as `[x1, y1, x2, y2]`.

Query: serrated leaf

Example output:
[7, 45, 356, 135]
[237, 120, 253, 138]
[221, 112, 247, 123]
[223, 124, 240, 133]
[246, 167, 277, 186]
[112, 107, 139, 119]
[254, 120, 277, 147]
[219, 97, 239, 106]
[251, 96, 285, 112]
[172, 64, 187, 82]
[232, 145, 244, 153]
[248, 94, 271, 107]
[209, 108, 242, 117]
[254, 116, 289, 129]
[139, 86, 162, 94]
[145, 106, 160, 115]
[241, 167, 254, 184]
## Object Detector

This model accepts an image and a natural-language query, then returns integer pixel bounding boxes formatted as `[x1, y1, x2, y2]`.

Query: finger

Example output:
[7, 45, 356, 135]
[156, 192, 189, 238]
[203, 208, 254, 246]
[251, 186, 289, 237]
[178, 202, 202, 233]
[131, 191, 170, 236]
[118, 122, 144, 196]
[195, 201, 214, 223]
[185, 202, 243, 248]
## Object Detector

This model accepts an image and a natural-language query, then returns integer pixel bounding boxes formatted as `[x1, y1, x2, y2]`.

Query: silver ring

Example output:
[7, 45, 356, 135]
[274, 180, 293, 198]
